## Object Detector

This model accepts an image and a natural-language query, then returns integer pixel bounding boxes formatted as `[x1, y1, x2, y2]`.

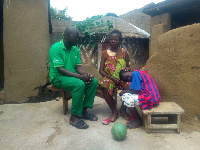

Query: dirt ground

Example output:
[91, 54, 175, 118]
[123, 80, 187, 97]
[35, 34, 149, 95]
[0, 96, 200, 150]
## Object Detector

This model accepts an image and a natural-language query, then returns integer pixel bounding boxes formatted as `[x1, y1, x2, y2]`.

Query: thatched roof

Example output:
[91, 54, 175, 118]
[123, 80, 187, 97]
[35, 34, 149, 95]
[94, 16, 150, 39]
[143, 0, 200, 17]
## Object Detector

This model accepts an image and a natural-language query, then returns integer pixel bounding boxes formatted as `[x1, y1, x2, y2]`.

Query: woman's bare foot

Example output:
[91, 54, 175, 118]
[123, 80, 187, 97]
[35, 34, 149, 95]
[109, 111, 119, 122]
[126, 118, 142, 129]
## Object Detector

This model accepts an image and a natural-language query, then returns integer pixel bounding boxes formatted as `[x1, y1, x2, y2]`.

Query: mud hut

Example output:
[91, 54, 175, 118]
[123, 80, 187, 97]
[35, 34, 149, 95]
[143, 0, 200, 57]
[98, 16, 149, 70]
[77, 16, 150, 81]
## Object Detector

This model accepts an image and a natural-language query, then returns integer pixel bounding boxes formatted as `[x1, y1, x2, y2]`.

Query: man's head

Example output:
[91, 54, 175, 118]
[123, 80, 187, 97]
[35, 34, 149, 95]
[119, 69, 132, 82]
[63, 26, 79, 48]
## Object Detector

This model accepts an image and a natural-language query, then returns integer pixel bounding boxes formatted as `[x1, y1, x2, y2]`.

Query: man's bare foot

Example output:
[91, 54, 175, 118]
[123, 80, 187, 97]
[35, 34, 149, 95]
[119, 109, 131, 121]
[126, 119, 142, 129]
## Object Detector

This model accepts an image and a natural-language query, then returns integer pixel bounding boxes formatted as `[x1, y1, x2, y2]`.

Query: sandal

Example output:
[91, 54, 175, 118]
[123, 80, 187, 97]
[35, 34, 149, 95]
[69, 120, 89, 129]
[78, 113, 98, 121]
[102, 117, 111, 125]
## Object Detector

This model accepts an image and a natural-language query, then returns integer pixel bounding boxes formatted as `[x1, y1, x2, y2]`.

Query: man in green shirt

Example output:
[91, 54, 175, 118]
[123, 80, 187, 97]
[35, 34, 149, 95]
[49, 26, 98, 129]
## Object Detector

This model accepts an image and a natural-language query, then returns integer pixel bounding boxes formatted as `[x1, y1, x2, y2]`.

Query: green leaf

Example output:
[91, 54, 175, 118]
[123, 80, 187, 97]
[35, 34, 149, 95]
[72, 15, 113, 45]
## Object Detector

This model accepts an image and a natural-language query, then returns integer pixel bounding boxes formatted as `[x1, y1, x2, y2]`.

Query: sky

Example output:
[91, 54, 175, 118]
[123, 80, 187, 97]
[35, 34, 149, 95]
[50, 0, 165, 21]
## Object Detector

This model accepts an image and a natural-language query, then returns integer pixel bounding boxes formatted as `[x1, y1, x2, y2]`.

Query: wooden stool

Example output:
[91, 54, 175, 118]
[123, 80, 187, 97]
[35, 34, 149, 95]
[47, 84, 71, 115]
[142, 102, 184, 134]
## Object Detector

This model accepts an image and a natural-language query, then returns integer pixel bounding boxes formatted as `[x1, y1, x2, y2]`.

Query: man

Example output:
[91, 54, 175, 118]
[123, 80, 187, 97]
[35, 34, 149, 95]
[49, 26, 98, 129]
[119, 69, 160, 129]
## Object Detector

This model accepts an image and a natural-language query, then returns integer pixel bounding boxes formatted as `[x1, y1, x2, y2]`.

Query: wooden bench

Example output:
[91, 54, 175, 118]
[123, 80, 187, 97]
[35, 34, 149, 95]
[142, 102, 184, 134]
[117, 92, 184, 133]
[47, 84, 71, 115]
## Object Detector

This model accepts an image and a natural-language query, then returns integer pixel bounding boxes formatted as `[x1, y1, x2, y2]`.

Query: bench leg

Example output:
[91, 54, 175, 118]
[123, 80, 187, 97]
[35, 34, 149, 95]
[143, 115, 151, 134]
[62, 91, 68, 115]
[176, 115, 181, 134]
[146, 115, 151, 134]
[168, 114, 181, 134]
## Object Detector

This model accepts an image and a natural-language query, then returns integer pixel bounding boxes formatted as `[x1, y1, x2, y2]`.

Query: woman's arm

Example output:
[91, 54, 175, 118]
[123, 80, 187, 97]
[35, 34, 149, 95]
[99, 54, 119, 84]
[125, 50, 130, 67]
[123, 50, 131, 71]
[99, 55, 112, 80]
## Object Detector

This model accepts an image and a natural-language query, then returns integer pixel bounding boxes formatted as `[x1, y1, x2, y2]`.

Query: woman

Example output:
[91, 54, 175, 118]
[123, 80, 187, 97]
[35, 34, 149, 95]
[99, 29, 131, 125]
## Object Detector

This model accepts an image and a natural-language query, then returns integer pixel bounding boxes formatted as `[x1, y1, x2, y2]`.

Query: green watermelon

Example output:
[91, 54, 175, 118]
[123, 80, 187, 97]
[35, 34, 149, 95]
[111, 122, 127, 140]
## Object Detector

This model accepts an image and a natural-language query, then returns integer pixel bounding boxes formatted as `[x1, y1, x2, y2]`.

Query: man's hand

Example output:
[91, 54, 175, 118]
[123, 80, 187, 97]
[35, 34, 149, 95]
[79, 74, 90, 82]
[86, 73, 94, 84]
[79, 73, 93, 83]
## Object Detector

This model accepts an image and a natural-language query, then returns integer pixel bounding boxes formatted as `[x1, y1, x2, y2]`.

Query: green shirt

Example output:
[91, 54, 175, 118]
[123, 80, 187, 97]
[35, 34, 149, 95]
[49, 39, 81, 83]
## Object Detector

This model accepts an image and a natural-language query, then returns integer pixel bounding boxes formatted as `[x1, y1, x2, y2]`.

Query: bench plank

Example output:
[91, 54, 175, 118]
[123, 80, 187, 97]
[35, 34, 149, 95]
[143, 102, 184, 115]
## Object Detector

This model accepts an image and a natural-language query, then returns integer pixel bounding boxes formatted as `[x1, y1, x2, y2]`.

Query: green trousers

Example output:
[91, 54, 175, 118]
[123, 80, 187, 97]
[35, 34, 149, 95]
[52, 75, 98, 115]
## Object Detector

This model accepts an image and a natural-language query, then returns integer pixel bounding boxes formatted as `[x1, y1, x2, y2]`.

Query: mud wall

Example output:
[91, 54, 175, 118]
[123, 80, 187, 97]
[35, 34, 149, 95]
[0, 0, 50, 104]
[149, 13, 171, 57]
[0, 0, 3, 89]
[146, 23, 200, 129]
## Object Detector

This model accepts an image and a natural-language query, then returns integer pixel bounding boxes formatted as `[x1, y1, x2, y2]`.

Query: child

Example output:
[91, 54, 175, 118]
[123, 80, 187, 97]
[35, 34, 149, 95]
[119, 69, 160, 129]
[99, 30, 131, 125]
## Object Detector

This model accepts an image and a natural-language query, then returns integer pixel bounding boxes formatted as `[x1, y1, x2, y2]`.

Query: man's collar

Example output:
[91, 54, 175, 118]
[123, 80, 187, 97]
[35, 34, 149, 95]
[60, 39, 75, 51]
[60, 39, 66, 50]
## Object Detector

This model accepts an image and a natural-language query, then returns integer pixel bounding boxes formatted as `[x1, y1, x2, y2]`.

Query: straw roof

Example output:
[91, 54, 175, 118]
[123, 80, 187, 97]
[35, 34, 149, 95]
[143, 0, 200, 17]
[94, 16, 150, 39]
